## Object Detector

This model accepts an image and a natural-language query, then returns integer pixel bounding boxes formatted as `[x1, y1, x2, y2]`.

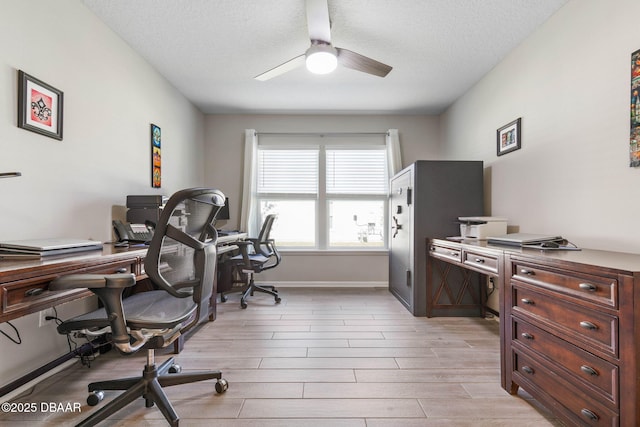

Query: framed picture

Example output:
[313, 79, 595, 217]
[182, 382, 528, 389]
[630, 49, 640, 167]
[497, 118, 521, 156]
[151, 124, 161, 188]
[17, 70, 63, 140]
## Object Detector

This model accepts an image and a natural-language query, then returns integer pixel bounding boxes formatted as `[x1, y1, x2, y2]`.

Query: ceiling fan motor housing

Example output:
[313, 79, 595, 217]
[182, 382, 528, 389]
[305, 41, 338, 74]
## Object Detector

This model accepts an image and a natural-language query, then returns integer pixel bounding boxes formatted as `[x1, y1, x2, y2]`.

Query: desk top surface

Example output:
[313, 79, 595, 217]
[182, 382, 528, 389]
[0, 245, 147, 276]
[0, 233, 247, 277]
[432, 238, 640, 274]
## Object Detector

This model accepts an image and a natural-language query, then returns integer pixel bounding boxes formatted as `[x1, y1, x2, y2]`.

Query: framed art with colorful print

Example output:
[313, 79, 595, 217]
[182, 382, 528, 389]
[17, 70, 64, 140]
[497, 118, 521, 156]
[151, 124, 161, 188]
[630, 49, 640, 167]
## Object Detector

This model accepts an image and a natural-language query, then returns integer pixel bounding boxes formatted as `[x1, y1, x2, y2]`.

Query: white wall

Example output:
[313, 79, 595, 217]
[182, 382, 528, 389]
[441, 0, 640, 254]
[0, 0, 205, 389]
[204, 114, 440, 284]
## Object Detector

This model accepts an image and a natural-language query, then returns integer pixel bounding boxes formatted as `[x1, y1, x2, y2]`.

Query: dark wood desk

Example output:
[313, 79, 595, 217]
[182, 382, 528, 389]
[0, 235, 246, 397]
[0, 245, 147, 323]
[0, 234, 246, 324]
[428, 238, 640, 427]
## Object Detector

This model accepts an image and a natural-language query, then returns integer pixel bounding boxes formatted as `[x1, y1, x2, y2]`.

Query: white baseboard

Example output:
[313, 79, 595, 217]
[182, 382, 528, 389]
[265, 281, 388, 288]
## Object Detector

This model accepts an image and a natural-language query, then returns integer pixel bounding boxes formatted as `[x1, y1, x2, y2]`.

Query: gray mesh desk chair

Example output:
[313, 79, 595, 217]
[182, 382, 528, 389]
[222, 214, 281, 309]
[50, 188, 229, 427]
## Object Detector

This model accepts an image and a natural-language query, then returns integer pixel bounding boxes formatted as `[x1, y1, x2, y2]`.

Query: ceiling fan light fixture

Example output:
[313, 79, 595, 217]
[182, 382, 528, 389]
[305, 43, 337, 74]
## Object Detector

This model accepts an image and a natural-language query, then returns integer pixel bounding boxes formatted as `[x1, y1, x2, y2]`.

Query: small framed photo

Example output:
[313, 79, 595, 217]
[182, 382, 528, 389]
[497, 118, 521, 156]
[17, 71, 64, 140]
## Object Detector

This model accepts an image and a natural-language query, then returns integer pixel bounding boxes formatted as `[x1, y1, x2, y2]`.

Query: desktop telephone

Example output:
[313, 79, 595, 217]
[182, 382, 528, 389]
[113, 220, 154, 243]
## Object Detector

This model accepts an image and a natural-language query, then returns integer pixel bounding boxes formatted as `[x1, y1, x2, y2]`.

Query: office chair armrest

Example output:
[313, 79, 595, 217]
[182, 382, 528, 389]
[259, 239, 279, 258]
[50, 273, 136, 291]
[171, 279, 198, 295]
[50, 273, 137, 351]
[233, 241, 255, 266]
[243, 238, 270, 257]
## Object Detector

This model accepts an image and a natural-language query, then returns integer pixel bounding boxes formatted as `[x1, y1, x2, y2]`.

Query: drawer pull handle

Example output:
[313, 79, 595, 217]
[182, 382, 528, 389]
[24, 288, 45, 297]
[521, 366, 534, 375]
[116, 268, 127, 274]
[449, 252, 459, 257]
[580, 408, 599, 421]
[521, 298, 534, 305]
[520, 269, 535, 276]
[580, 365, 599, 377]
[579, 321, 598, 330]
[474, 258, 485, 264]
[579, 283, 597, 292]
[521, 333, 534, 340]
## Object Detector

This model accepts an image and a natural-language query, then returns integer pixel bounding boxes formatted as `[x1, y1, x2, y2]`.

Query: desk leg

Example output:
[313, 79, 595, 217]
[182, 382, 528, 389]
[208, 290, 216, 321]
[173, 336, 184, 354]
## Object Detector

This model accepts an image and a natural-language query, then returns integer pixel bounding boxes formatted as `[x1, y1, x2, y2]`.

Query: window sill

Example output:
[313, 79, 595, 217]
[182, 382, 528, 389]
[278, 249, 388, 256]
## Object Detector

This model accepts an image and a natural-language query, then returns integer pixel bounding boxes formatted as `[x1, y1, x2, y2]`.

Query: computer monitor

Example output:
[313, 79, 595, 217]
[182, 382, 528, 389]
[217, 197, 230, 220]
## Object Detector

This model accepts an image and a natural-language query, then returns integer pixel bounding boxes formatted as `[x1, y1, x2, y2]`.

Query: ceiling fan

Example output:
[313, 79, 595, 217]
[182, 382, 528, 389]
[254, 0, 393, 81]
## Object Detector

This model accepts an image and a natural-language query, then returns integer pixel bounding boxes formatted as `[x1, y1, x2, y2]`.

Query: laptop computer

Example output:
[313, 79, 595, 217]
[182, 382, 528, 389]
[487, 233, 564, 247]
[0, 238, 103, 257]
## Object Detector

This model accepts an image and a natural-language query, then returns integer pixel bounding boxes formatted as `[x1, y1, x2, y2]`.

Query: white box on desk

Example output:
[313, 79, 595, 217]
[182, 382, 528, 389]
[459, 216, 507, 240]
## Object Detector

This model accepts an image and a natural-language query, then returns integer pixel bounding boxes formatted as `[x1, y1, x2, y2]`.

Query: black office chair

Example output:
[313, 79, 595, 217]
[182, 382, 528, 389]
[222, 214, 281, 309]
[49, 188, 228, 427]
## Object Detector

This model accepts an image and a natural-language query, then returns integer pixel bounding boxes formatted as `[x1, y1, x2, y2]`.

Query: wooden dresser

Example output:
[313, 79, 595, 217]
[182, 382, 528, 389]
[428, 239, 640, 427]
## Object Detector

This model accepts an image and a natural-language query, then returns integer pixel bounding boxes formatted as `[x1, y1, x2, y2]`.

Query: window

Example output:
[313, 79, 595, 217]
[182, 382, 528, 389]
[253, 135, 389, 250]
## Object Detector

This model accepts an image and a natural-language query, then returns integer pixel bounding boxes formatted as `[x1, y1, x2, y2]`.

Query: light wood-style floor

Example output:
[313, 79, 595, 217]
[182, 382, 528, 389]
[2, 287, 562, 426]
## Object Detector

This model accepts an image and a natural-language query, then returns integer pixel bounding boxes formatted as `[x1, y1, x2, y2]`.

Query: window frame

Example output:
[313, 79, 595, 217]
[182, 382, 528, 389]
[253, 135, 389, 251]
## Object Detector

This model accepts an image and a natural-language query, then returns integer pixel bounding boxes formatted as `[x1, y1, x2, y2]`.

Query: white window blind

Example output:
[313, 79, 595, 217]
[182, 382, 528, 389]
[253, 135, 391, 249]
[257, 149, 318, 194]
[326, 149, 388, 195]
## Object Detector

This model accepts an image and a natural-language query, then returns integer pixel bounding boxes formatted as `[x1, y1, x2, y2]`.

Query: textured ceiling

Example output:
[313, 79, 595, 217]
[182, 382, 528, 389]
[82, 0, 568, 115]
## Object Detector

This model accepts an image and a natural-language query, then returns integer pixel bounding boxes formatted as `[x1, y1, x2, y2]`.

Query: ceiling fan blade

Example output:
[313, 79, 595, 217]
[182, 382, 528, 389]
[306, 0, 331, 43]
[254, 54, 306, 81]
[336, 48, 392, 77]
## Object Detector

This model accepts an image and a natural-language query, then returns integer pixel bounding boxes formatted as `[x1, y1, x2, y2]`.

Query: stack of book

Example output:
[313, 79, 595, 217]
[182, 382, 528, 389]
[0, 238, 103, 259]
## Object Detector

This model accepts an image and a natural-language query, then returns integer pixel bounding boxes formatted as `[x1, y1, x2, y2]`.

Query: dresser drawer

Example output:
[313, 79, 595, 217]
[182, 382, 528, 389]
[428, 242, 462, 263]
[512, 261, 617, 308]
[1, 260, 132, 318]
[513, 318, 618, 406]
[463, 249, 498, 274]
[512, 284, 618, 357]
[513, 349, 618, 426]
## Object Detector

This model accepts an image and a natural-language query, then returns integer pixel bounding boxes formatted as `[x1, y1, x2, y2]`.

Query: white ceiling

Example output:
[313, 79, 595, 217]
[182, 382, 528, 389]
[82, 0, 568, 115]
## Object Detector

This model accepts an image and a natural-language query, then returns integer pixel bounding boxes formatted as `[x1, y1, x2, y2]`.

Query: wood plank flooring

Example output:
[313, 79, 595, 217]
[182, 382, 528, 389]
[1, 287, 562, 426]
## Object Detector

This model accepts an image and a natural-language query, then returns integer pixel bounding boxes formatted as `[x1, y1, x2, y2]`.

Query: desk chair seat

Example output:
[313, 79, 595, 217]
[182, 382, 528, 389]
[49, 188, 229, 427]
[56, 289, 196, 333]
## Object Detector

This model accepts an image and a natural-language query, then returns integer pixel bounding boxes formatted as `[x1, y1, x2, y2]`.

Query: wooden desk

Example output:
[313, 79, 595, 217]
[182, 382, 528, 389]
[0, 235, 246, 396]
[0, 234, 246, 324]
[0, 245, 147, 323]
[428, 238, 640, 427]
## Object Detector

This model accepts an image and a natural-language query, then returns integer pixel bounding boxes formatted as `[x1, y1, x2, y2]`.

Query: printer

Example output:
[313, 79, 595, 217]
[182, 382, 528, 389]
[126, 195, 168, 226]
[458, 216, 508, 240]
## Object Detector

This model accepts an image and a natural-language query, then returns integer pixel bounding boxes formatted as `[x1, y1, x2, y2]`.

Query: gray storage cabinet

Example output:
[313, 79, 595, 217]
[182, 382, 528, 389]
[388, 161, 484, 316]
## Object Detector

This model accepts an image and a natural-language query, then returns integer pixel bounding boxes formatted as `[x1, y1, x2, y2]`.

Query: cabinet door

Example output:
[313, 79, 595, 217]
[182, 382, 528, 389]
[389, 168, 413, 308]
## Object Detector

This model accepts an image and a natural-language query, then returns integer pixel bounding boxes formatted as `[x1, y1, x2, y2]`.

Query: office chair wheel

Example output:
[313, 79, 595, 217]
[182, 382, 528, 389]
[241, 300, 247, 309]
[220, 294, 227, 303]
[87, 390, 104, 406]
[168, 363, 182, 374]
[215, 378, 229, 394]
[275, 296, 281, 304]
